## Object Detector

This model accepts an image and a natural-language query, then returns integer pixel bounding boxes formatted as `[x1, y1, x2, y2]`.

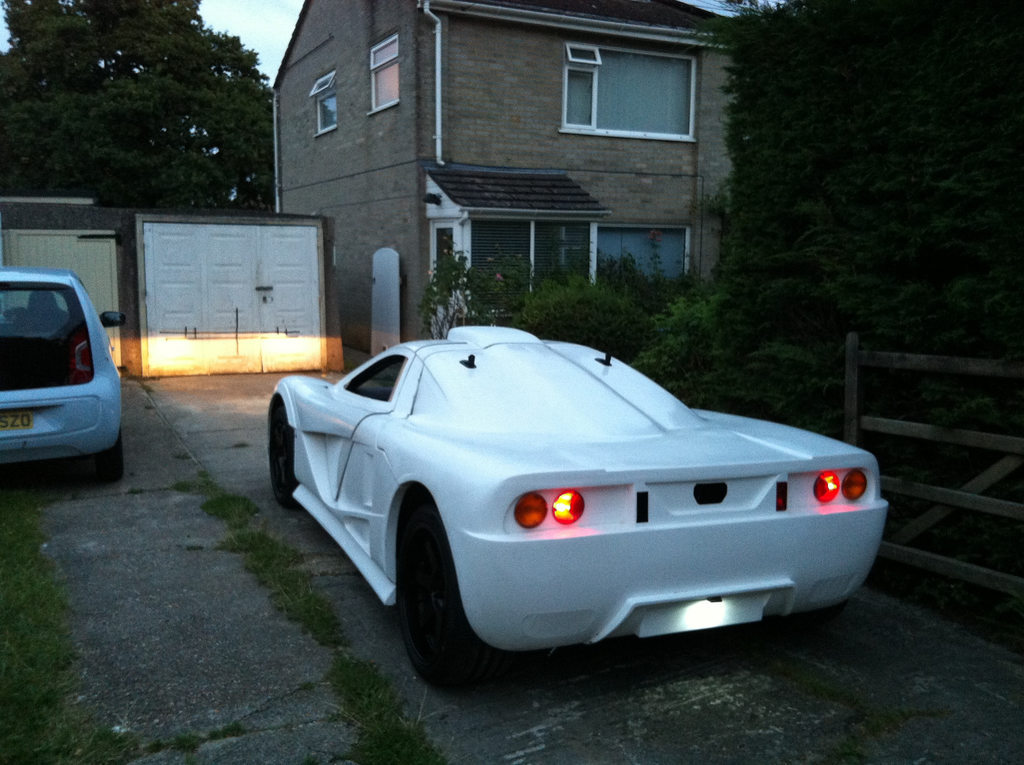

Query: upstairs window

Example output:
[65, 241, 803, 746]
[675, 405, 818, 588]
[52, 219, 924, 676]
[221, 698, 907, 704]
[310, 70, 337, 133]
[370, 34, 399, 112]
[563, 43, 694, 141]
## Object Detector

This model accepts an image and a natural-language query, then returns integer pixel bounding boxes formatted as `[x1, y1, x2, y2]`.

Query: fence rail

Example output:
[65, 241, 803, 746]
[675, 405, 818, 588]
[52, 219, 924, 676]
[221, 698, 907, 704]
[844, 332, 1024, 598]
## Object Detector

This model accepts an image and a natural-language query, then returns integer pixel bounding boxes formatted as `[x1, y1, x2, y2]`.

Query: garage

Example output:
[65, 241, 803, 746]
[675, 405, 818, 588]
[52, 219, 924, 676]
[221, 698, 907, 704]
[0, 228, 123, 366]
[141, 221, 324, 376]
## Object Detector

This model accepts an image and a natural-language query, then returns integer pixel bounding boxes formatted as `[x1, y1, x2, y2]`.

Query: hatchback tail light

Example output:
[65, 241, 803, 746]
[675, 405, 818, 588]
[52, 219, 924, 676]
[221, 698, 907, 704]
[68, 326, 94, 384]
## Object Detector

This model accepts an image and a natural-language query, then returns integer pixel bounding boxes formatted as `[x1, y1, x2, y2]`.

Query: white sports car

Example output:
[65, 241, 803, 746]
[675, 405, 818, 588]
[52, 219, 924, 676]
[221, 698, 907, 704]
[268, 326, 887, 684]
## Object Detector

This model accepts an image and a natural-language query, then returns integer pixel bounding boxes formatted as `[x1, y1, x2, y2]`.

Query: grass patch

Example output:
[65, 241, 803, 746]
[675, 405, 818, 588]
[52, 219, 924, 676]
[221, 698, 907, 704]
[328, 655, 445, 765]
[0, 490, 136, 765]
[189, 481, 445, 764]
[220, 526, 343, 649]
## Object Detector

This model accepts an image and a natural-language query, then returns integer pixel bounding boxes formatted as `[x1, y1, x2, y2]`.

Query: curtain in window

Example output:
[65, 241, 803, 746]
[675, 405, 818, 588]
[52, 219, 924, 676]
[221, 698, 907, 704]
[470, 220, 530, 278]
[534, 223, 590, 280]
[597, 51, 690, 135]
[597, 227, 687, 278]
[566, 69, 594, 126]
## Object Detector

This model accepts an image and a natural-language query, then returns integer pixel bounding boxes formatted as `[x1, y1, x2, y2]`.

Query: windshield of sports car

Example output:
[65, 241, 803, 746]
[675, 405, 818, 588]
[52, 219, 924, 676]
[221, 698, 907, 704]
[413, 342, 696, 437]
[0, 282, 88, 391]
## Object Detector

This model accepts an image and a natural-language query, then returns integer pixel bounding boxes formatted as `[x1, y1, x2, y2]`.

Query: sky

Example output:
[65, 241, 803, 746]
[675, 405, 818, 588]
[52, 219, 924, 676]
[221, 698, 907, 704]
[0, 0, 305, 80]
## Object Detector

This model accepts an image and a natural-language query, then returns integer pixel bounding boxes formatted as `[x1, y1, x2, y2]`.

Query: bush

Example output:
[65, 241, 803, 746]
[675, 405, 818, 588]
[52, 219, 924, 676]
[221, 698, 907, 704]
[632, 289, 717, 409]
[516, 276, 652, 362]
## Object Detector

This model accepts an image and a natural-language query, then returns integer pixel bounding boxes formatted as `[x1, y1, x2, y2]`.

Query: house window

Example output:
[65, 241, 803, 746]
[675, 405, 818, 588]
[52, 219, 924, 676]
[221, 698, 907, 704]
[470, 220, 591, 286]
[370, 34, 399, 112]
[563, 43, 694, 140]
[310, 70, 337, 133]
[597, 226, 688, 278]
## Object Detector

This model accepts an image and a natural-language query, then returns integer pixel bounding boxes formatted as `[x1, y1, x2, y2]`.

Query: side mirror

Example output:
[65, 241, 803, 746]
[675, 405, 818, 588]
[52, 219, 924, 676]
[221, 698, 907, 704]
[100, 311, 126, 328]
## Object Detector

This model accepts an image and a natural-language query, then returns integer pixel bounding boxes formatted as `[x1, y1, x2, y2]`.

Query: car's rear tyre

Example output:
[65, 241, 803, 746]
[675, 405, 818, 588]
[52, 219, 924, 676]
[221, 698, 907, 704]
[268, 404, 300, 509]
[95, 431, 124, 482]
[397, 503, 508, 685]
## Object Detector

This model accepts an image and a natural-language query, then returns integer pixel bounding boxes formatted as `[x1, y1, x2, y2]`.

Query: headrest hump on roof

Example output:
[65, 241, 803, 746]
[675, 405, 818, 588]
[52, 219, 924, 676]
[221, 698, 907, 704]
[447, 326, 540, 347]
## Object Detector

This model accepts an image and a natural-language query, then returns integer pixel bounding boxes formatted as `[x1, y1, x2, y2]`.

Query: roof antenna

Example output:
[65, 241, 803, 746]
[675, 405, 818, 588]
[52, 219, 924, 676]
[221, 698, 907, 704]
[595, 351, 612, 367]
[460, 354, 476, 369]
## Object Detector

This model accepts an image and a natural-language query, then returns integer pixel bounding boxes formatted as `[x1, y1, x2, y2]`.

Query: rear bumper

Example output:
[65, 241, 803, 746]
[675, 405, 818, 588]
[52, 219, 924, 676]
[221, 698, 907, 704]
[453, 501, 887, 651]
[0, 383, 121, 464]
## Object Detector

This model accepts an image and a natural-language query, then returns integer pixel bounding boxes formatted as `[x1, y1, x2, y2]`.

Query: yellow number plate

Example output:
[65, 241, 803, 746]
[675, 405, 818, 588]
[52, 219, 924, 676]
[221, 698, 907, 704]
[0, 410, 33, 431]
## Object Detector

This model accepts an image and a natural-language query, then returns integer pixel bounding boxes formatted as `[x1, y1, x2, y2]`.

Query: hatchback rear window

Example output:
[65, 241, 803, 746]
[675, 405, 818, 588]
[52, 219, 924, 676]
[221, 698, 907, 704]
[0, 283, 90, 391]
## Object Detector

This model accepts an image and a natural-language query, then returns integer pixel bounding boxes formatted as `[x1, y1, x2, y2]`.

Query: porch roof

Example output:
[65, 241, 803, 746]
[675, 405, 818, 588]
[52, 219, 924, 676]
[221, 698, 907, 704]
[425, 164, 607, 214]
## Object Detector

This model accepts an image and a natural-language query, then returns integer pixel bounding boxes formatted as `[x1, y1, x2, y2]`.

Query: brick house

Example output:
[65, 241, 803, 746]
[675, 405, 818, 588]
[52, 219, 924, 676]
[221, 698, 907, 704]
[274, 0, 732, 352]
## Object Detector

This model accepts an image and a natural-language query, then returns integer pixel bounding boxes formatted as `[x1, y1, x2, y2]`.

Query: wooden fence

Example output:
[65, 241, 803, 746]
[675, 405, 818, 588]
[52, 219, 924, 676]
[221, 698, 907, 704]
[843, 332, 1024, 598]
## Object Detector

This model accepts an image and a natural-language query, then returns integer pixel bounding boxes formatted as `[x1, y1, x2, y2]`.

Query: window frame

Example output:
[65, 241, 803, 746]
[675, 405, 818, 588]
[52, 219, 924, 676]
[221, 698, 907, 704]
[310, 70, 337, 134]
[561, 42, 696, 142]
[369, 34, 400, 113]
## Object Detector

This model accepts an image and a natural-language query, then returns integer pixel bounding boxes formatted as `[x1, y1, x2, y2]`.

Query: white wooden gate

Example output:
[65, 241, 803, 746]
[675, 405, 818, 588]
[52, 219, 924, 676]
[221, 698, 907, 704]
[142, 222, 322, 376]
[371, 247, 401, 354]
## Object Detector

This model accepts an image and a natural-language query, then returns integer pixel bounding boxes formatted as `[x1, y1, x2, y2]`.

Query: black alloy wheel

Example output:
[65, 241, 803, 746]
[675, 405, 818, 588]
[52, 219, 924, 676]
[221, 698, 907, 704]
[397, 503, 508, 685]
[268, 404, 299, 508]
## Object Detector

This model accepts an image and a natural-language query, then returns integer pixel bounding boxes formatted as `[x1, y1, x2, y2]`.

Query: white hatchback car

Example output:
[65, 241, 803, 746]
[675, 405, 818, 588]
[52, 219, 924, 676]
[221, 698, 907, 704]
[0, 267, 126, 480]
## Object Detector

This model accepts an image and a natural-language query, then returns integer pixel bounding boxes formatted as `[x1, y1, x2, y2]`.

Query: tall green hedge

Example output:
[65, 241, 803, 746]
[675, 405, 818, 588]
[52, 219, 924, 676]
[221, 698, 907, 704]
[698, 0, 1024, 432]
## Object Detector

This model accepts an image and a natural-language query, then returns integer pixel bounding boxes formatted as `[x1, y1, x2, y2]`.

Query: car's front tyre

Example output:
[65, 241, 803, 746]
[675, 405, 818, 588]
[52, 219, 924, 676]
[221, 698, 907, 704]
[397, 503, 508, 685]
[268, 404, 300, 509]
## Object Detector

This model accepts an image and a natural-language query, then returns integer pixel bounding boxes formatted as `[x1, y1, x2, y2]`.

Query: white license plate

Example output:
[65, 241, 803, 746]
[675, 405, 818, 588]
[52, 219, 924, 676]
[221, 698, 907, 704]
[0, 410, 33, 431]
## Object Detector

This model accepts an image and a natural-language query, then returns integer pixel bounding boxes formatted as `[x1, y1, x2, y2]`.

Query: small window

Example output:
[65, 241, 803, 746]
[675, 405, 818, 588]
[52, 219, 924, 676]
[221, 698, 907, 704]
[347, 355, 406, 401]
[370, 34, 399, 112]
[310, 70, 337, 133]
[309, 71, 336, 97]
[566, 43, 601, 65]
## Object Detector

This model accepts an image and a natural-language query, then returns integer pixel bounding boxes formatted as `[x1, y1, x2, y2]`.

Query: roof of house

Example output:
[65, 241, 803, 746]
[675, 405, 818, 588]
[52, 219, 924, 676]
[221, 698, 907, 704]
[275, 0, 722, 88]
[426, 164, 607, 213]
[460, 1, 714, 28]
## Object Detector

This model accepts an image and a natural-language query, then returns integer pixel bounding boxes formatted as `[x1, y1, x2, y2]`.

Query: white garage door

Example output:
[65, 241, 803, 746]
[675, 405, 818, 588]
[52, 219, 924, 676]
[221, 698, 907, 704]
[143, 222, 322, 376]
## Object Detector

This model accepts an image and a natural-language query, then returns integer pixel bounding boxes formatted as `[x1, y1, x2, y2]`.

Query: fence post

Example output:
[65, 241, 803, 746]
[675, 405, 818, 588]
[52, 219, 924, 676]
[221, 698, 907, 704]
[844, 332, 861, 445]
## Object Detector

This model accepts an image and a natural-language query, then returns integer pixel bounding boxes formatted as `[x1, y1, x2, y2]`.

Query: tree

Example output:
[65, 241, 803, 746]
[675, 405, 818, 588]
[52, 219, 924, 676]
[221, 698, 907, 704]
[0, 0, 273, 208]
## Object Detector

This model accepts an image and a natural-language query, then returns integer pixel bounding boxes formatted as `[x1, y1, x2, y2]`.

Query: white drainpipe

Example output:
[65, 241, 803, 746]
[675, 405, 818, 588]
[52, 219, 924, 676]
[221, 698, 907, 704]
[420, 0, 445, 165]
[272, 90, 282, 212]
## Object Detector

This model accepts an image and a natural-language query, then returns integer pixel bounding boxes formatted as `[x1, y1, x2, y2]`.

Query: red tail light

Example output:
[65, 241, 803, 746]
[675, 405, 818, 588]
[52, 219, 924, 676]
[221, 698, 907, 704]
[776, 481, 788, 511]
[552, 490, 585, 524]
[68, 326, 94, 384]
[813, 471, 840, 503]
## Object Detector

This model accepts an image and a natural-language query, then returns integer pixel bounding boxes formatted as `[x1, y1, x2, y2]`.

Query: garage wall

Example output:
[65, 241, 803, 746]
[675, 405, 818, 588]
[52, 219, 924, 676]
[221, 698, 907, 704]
[141, 222, 325, 376]
[1, 229, 122, 365]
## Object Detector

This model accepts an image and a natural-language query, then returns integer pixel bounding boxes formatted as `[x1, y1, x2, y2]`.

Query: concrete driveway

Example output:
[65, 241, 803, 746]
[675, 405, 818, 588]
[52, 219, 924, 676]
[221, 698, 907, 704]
[6, 373, 1023, 763]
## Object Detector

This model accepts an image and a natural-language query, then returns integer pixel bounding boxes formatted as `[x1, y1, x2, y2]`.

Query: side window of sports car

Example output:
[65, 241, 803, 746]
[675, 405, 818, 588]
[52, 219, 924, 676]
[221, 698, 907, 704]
[346, 355, 406, 402]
